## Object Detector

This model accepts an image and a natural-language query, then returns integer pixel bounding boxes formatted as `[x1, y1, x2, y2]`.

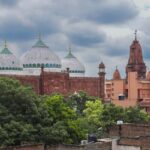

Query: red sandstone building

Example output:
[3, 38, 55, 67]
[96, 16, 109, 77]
[105, 32, 150, 113]
[0, 37, 105, 99]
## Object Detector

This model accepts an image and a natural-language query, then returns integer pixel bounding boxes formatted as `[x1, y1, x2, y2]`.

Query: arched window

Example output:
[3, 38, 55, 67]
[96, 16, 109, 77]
[46, 64, 49, 67]
[37, 64, 41, 67]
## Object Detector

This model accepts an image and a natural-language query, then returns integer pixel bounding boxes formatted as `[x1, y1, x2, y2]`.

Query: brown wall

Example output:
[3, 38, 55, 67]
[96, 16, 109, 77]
[110, 124, 150, 150]
[109, 124, 150, 138]
[0, 144, 44, 150]
[0, 143, 112, 150]
[119, 137, 150, 148]
[0, 75, 40, 94]
[69, 77, 100, 97]
[0, 71, 104, 98]
[42, 72, 70, 95]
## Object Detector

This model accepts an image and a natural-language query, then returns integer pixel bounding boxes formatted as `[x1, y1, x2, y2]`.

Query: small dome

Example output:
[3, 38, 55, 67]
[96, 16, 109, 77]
[21, 37, 61, 74]
[0, 43, 22, 72]
[61, 48, 85, 77]
[147, 71, 150, 80]
[113, 67, 121, 80]
[99, 62, 105, 68]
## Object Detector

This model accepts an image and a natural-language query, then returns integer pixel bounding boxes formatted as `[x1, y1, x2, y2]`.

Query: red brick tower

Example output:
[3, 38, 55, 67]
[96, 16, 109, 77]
[113, 67, 121, 80]
[98, 62, 105, 99]
[126, 31, 146, 79]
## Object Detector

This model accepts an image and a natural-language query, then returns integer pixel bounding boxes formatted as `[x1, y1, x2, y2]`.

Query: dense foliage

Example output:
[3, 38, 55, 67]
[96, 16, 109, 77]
[0, 77, 150, 147]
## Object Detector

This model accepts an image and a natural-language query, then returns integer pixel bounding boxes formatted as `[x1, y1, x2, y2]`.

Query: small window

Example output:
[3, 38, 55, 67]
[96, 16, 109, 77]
[118, 94, 125, 101]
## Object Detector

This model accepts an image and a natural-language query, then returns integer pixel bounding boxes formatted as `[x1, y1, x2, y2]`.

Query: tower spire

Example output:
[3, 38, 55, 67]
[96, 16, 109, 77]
[126, 31, 146, 79]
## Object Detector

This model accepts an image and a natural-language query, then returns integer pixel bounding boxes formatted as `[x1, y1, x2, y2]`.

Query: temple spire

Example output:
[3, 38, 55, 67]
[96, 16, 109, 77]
[126, 32, 146, 79]
[134, 30, 137, 41]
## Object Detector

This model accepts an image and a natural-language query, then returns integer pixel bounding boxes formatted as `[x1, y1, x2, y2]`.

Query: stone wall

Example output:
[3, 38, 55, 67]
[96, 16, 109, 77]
[47, 142, 112, 150]
[0, 144, 44, 150]
[112, 139, 140, 150]
[0, 74, 40, 94]
[118, 137, 150, 149]
[109, 124, 150, 138]
[69, 77, 100, 97]
[109, 124, 150, 150]
[0, 142, 112, 150]
[42, 72, 70, 95]
[0, 71, 105, 98]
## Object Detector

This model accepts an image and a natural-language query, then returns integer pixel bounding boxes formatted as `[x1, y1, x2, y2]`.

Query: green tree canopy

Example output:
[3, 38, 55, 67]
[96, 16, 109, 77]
[0, 77, 40, 146]
[0, 77, 150, 147]
[66, 91, 96, 116]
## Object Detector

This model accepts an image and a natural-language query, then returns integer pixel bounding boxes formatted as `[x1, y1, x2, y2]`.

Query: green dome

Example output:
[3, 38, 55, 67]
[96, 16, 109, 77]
[0, 47, 12, 54]
[22, 36, 61, 72]
[0, 42, 22, 70]
[62, 47, 85, 77]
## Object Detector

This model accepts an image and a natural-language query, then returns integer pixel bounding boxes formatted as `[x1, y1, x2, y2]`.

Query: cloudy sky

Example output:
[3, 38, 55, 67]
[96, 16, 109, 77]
[0, 0, 150, 78]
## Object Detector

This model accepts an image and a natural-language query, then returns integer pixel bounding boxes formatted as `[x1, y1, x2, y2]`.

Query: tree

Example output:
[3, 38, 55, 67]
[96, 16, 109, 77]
[66, 91, 96, 116]
[0, 77, 40, 146]
[0, 77, 150, 146]
[40, 94, 85, 144]
[82, 99, 104, 137]
[124, 107, 150, 123]
[101, 104, 125, 130]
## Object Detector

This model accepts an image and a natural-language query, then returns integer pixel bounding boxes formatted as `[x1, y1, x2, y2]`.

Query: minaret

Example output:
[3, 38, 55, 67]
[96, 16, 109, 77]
[98, 62, 105, 99]
[126, 30, 146, 79]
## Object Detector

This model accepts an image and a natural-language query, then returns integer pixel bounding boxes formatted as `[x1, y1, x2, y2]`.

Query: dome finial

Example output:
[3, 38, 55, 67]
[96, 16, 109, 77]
[134, 29, 137, 41]
[4, 40, 7, 48]
[38, 32, 41, 40]
[69, 44, 72, 54]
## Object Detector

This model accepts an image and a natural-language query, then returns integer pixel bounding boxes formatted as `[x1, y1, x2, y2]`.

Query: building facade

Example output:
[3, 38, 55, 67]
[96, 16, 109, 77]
[105, 34, 150, 113]
[0, 37, 105, 98]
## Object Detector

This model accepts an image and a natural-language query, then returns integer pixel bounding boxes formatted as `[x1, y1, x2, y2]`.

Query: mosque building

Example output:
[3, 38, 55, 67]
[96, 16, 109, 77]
[1, 31, 150, 113]
[0, 35, 105, 98]
[105, 31, 150, 113]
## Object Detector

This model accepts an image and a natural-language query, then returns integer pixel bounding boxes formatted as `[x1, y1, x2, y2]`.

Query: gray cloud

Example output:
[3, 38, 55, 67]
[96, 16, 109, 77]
[0, 0, 138, 42]
[0, 0, 142, 77]
[68, 30, 106, 47]
[103, 36, 133, 57]
[49, 0, 139, 24]
[0, 17, 61, 42]
[86, 0, 139, 24]
[65, 22, 106, 47]
[0, 0, 18, 6]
